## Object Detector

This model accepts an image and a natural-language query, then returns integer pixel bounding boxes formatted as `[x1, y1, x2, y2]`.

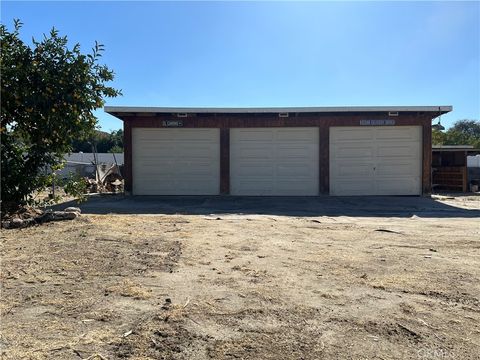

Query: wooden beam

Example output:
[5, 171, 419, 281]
[319, 125, 329, 194]
[123, 119, 133, 193]
[220, 128, 230, 194]
[422, 120, 432, 195]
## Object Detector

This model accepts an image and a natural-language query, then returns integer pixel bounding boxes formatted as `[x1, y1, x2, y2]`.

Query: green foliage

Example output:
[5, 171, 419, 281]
[1, 19, 121, 210]
[108, 144, 123, 154]
[433, 119, 480, 148]
[62, 173, 88, 203]
[432, 128, 447, 145]
[72, 129, 123, 153]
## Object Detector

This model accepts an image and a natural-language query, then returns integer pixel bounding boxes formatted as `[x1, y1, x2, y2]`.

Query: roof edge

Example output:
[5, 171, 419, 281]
[105, 105, 453, 116]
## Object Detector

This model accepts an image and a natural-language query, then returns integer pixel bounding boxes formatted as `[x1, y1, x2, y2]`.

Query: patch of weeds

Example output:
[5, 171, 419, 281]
[105, 279, 152, 300]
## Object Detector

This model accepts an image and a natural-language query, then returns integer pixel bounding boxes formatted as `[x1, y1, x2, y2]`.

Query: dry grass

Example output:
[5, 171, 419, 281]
[1, 199, 479, 359]
[105, 279, 152, 300]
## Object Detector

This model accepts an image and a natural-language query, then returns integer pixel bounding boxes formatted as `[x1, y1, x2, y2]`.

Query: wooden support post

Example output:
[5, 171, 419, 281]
[220, 128, 230, 195]
[124, 119, 133, 194]
[319, 125, 329, 194]
[422, 120, 432, 195]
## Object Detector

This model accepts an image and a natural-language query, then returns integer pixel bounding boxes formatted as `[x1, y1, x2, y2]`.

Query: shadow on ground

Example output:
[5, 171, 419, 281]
[54, 195, 480, 218]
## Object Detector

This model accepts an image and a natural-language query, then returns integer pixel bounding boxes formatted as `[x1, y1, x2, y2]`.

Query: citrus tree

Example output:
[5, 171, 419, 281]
[1, 20, 121, 211]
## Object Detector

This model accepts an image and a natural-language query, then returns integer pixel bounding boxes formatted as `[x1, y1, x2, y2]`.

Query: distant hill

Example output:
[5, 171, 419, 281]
[72, 129, 123, 153]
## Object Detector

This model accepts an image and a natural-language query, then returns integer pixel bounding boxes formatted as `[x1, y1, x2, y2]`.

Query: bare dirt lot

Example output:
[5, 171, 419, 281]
[1, 196, 479, 359]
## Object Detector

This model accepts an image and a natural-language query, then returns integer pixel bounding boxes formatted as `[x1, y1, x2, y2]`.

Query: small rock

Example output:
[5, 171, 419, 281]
[23, 218, 36, 227]
[8, 218, 26, 229]
[161, 298, 172, 310]
[53, 211, 77, 220]
[12, 218, 24, 225]
[64, 207, 81, 214]
[155, 330, 169, 338]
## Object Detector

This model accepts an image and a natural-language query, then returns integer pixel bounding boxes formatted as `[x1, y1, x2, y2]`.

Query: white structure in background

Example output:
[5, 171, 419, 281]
[467, 155, 480, 167]
[467, 154, 480, 193]
[57, 153, 124, 178]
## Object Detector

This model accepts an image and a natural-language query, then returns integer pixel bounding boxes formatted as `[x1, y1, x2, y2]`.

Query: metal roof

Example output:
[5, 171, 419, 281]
[432, 145, 480, 153]
[105, 105, 452, 116]
[433, 145, 474, 149]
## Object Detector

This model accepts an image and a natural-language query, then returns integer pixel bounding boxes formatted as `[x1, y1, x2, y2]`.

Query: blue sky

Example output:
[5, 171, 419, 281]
[2, 1, 479, 131]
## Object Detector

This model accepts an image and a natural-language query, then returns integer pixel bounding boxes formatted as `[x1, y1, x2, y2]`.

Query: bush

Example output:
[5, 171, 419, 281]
[0, 19, 120, 214]
[62, 174, 88, 203]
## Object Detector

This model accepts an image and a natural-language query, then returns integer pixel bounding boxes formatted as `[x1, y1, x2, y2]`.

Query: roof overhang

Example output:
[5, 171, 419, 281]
[105, 105, 453, 119]
[433, 145, 480, 153]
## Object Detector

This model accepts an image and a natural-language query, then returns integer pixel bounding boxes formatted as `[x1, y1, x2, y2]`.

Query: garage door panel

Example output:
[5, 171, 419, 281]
[236, 146, 274, 159]
[233, 163, 274, 177]
[330, 126, 421, 196]
[376, 178, 420, 195]
[276, 180, 317, 191]
[276, 163, 315, 177]
[335, 145, 375, 158]
[277, 145, 317, 158]
[137, 145, 173, 153]
[138, 158, 217, 169]
[135, 141, 176, 151]
[377, 143, 420, 158]
[176, 164, 217, 175]
[331, 128, 375, 142]
[132, 128, 220, 195]
[135, 144, 220, 156]
[175, 145, 217, 158]
[175, 180, 216, 191]
[376, 127, 418, 140]
[231, 128, 319, 196]
[375, 162, 418, 176]
[334, 162, 374, 176]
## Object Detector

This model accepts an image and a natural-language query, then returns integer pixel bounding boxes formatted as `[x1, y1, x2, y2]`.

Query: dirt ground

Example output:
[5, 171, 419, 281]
[1, 196, 479, 359]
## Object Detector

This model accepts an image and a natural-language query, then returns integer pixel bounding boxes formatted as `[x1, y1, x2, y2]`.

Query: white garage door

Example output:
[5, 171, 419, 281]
[330, 126, 422, 196]
[132, 128, 220, 195]
[230, 128, 319, 195]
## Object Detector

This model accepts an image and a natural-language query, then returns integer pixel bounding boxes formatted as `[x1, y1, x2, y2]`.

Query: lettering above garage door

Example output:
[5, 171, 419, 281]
[360, 119, 396, 126]
[162, 120, 183, 127]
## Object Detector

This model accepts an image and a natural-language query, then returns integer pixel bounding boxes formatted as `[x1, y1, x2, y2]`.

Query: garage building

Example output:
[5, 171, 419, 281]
[105, 106, 452, 196]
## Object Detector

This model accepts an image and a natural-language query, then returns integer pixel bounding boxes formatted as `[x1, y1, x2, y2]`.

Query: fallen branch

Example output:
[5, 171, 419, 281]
[2, 207, 81, 229]
[374, 229, 404, 235]
[397, 323, 421, 339]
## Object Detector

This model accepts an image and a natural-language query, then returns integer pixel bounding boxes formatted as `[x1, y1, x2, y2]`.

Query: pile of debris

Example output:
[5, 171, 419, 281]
[1, 206, 82, 229]
[84, 164, 124, 194]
